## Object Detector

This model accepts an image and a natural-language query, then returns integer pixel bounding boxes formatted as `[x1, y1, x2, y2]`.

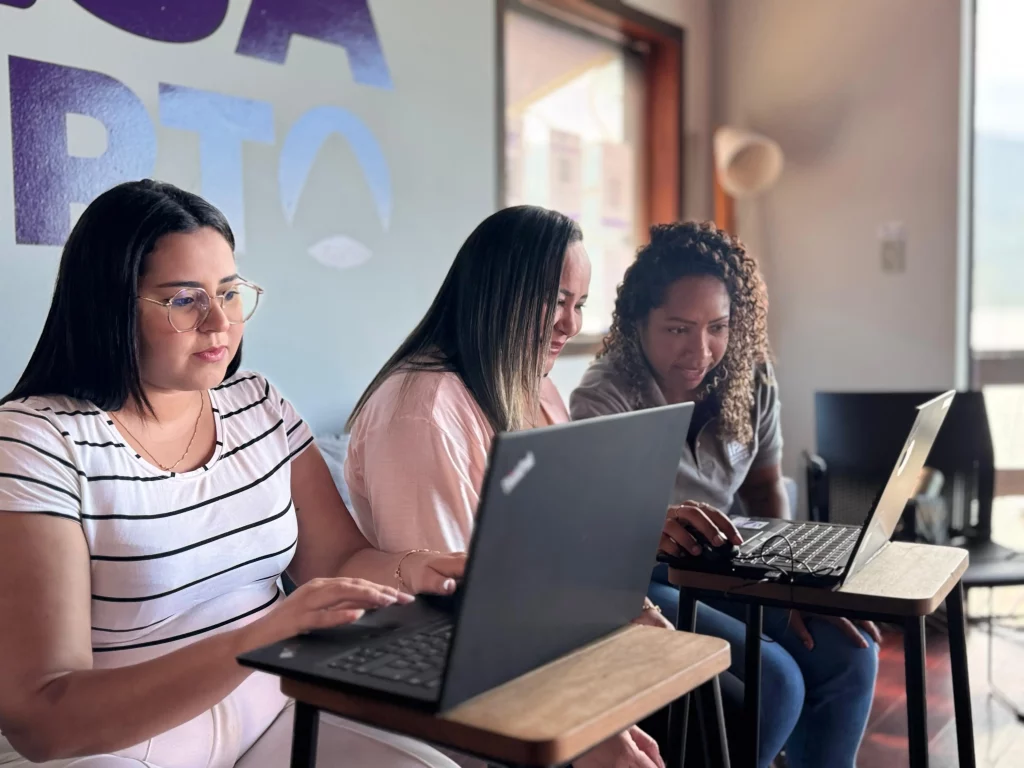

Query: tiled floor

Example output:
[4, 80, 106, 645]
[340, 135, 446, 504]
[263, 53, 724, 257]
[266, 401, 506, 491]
[858, 622, 1024, 767]
[859, 497, 1024, 766]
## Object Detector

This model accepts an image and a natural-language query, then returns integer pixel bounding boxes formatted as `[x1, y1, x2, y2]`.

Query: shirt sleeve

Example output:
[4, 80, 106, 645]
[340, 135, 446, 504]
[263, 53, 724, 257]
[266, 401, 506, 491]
[262, 377, 315, 459]
[751, 366, 784, 469]
[352, 416, 484, 555]
[0, 408, 83, 523]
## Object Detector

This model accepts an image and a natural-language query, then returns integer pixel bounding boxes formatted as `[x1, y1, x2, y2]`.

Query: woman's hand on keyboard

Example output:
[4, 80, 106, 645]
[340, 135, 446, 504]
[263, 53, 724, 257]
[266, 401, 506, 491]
[399, 551, 467, 595]
[241, 578, 413, 650]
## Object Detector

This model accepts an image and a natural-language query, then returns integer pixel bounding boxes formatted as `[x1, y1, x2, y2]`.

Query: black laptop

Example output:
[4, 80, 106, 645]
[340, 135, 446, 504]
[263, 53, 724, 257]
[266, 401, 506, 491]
[659, 391, 955, 588]
[239, 402, 694, 712]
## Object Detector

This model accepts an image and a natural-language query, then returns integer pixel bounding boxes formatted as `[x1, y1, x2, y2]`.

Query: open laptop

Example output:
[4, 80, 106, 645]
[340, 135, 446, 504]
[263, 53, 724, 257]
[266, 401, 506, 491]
[659, 391, 955, 589]
[239, 402, 694, 712]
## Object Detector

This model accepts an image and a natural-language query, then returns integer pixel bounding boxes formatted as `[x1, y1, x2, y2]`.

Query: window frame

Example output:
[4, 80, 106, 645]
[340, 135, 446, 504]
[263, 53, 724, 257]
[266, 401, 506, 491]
[966, 0, 1024, 496]
[496, 0, 685, 355]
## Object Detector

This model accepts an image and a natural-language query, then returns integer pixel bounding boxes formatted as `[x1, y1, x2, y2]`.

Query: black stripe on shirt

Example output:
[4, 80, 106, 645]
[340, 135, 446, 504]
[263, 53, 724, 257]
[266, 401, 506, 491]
[221, 381, 270, 420]
[74, 439, 125, 449]
[221, 419, 283, 460]
[81, 438, 311, 520]
[285, 420, 305, 437]
[39, 407, 102, 417]
[90, 500, 294, 561]
[91, 614, 173, 633]
[92, 538, 297, 603]
[0, 436, 80, 473]
[0, 472, 80, 502]
[92, 590, 281, 653]
[214, 374, 260, 390]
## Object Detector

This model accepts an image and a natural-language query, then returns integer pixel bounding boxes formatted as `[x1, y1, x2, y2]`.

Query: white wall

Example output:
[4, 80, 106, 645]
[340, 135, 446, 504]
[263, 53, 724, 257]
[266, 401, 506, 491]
[0, 0, 496, 433]
[712, 0, 962, 512]
[549, 0, 713, 400]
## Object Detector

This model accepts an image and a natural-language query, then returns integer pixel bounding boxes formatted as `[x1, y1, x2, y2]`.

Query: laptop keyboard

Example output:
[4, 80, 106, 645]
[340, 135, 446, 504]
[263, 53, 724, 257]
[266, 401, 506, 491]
[324, 622, 452, 689]
[752, 523, 860, 573]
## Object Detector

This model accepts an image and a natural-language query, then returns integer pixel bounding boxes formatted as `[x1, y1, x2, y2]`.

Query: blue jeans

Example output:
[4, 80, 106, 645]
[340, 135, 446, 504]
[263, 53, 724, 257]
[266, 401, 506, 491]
[648, 566, 878, 768]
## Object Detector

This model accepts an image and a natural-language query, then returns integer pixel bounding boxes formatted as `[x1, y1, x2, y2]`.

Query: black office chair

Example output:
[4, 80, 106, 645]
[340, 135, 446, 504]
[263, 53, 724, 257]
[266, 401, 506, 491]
[809, 390, 1024, 719]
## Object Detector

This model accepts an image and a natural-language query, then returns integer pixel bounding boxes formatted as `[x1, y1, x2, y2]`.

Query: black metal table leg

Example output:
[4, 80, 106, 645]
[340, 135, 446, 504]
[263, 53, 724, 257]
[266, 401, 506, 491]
[696, 676, 731, 768]
[904, 616, 929, 768]
[945, 581, 976, 768]
[667, 590, 698, 768]
[744, 604, 762, 768]
[291, 701, 320, 768]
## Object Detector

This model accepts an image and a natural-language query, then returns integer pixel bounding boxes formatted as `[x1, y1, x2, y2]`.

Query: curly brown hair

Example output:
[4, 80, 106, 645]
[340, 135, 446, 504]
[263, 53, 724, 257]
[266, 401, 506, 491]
[601, 221, 770, 445]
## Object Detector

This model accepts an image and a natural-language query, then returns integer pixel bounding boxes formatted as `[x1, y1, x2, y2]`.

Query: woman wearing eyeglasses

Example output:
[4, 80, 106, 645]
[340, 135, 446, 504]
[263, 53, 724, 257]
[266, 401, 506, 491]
[0, 181, 465, 767]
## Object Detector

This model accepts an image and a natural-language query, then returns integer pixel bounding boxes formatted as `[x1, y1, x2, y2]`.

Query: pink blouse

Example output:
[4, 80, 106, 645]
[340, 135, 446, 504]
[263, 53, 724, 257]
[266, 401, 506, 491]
[345, 371, 568, 553]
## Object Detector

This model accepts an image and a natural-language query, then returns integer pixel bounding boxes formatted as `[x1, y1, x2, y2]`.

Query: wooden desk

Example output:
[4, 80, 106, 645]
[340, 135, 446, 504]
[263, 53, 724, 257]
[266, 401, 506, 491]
[667, 542, 974, 768]
[281, 624, 731, 767]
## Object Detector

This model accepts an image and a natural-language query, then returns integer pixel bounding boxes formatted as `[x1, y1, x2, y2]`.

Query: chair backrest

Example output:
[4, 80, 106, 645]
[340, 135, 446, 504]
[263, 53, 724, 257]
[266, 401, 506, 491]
[814, 391, 995, 540]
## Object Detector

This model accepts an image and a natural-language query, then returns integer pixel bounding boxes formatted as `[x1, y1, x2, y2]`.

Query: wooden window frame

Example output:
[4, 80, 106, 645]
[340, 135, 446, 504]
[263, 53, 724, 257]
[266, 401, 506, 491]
[496, 0, 685, 355]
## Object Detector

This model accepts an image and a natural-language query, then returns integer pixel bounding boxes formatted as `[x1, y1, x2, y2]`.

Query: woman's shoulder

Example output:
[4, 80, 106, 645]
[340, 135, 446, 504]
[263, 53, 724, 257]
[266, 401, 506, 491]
[0, 393, 98, 434]
[753, 359, 779, 394]
[570, 355, 637, 417]
[358, 369, 483, 427]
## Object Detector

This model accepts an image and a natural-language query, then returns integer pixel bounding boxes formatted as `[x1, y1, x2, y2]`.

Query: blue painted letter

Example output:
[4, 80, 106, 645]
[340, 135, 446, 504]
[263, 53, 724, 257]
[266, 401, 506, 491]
[159, 85, 275, 253]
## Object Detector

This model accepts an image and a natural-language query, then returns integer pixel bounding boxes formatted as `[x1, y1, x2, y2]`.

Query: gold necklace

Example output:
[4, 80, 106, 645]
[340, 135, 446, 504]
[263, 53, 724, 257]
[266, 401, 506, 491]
[112, 391, 205, 472]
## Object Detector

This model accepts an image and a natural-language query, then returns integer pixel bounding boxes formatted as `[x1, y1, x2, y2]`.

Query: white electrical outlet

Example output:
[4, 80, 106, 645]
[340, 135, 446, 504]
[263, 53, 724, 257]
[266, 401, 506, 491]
[879, 222, 907, 274]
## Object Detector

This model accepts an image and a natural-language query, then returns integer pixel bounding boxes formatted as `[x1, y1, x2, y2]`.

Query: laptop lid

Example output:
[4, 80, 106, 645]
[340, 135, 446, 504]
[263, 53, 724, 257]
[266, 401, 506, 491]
[437, 402, 693, 711]
[840, 390, 956, 584]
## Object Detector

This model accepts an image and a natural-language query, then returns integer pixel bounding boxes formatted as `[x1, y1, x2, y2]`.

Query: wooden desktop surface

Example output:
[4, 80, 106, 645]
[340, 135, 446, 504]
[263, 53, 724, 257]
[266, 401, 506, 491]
[282, 624, 730, 766]
[667, 541, 969, 617]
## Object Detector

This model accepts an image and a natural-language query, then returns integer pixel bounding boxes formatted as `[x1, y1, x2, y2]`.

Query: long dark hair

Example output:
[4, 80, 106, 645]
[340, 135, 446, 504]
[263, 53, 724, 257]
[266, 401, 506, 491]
[347, 205, 582, 434]
[2, 180, 240, 412]
[602, 221, 769, 445]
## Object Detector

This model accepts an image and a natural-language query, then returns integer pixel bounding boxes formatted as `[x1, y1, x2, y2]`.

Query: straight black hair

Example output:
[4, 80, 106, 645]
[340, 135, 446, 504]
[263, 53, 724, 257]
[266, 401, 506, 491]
[347, 205, 582, 434]
[2, 180, 240, 412]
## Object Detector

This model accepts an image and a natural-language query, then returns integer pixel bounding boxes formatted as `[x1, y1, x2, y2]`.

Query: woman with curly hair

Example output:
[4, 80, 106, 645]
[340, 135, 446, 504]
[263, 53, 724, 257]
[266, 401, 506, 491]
[570, 221, 880, 768]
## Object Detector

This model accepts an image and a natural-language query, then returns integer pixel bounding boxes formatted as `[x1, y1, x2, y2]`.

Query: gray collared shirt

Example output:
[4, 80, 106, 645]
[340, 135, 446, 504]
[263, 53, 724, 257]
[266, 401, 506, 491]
[569, 357, 783, 513]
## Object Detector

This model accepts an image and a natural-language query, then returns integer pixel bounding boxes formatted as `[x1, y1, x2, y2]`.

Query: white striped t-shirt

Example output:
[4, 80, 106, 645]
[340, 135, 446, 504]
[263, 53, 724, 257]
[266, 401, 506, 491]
[0, 370, 313, 669]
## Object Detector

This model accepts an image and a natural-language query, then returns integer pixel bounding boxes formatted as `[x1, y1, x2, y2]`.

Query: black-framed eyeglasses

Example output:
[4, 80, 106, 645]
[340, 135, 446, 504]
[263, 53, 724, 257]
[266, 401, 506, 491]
[141, 281, 264, 333]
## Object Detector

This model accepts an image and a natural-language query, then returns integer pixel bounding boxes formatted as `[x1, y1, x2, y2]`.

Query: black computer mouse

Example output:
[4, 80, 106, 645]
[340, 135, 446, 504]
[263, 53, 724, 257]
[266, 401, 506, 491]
[685, 525, 737, 562]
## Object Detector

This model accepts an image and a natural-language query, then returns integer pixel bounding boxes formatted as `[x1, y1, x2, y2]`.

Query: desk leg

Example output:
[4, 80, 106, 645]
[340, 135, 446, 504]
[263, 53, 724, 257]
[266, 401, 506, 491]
[744, 604, 762, 768]
[946, 581, 976, 768]
[904, 617, 929, 768]
[291, 701, 320, 768]
[667, 590, 697, 768]
[696, 676, 731, 768]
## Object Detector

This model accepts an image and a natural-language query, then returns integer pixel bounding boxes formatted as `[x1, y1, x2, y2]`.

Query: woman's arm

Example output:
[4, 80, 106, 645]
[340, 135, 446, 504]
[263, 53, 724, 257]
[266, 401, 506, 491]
[0, 513, 396, 761]
[287, 444, 464, 593]
[737, 463, 789, 519]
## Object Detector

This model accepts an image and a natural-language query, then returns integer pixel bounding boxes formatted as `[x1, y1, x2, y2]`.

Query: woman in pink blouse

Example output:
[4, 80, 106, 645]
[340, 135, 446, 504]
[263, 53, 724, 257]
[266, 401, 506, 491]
[345, 206, 738, 768]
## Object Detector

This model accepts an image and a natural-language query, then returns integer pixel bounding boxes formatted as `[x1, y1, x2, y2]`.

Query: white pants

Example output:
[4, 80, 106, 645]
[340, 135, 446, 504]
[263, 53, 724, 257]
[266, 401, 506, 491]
[0, 703, 462, 768]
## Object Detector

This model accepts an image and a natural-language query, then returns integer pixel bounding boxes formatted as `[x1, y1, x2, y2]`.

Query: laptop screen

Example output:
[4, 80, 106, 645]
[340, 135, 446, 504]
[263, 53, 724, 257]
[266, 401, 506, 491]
[842, 391, 955, 583]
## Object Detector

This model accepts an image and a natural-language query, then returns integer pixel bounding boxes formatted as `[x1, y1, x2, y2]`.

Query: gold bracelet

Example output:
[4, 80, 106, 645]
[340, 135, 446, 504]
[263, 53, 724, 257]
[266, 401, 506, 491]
[395, 549, 432, 592]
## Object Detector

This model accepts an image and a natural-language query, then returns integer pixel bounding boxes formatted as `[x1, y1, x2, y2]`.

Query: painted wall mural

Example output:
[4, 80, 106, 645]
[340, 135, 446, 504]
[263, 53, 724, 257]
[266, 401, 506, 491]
[0, 0, 496, 429]
[5, 0, 391, 258]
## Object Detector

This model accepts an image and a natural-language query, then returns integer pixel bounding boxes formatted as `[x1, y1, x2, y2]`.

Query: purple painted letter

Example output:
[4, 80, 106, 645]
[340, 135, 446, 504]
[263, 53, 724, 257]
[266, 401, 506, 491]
[236, 0, 391, 89]
[0, 1, 37, 9]
[72, 1, 228, 43]
[9, 56, 156, 246]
